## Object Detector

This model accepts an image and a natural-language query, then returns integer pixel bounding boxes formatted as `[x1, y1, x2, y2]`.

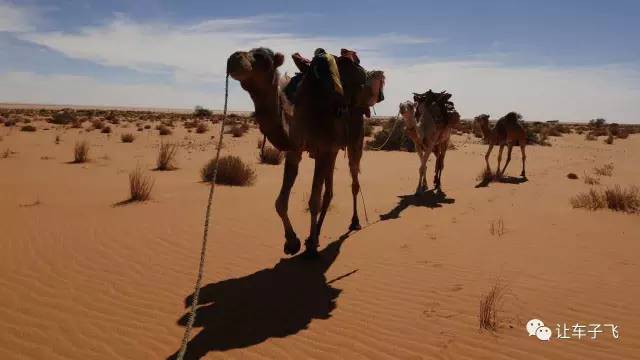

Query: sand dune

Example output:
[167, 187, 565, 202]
[1, 116, 639, 359]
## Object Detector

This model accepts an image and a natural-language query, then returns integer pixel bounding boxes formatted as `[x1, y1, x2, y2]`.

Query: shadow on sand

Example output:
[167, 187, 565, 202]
[475, 175, 528, 188]
[379, 189, 455, 221]
[167, 233, 354, 360]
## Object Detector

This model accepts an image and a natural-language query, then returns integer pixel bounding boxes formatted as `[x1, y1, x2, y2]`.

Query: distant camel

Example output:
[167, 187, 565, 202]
[398, 100, 423, 160]
[227, 48, 384, 256]
[410, 90, 460, 193]
[474, 112, 527, 178]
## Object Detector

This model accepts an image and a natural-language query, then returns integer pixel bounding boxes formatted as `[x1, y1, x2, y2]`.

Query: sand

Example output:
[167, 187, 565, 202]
[1, 116, 639, 359]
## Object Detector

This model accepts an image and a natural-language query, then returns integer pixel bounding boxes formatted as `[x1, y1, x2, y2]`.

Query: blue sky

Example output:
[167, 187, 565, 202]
[1, 0, 639, 122]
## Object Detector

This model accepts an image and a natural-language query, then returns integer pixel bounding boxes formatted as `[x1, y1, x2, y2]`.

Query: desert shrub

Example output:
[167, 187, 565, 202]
[121, 133, 135, 143]
[605, 133, 614, 144]
[366, 117, 414, 151]
[259, 146, 283, 165]
[567, 173, 578, 180]
[201, 155, 256, 186]
[585, 132, 597, 141]
[196, 122, 208, 134]
[479, 281, 506, 331]
[105, 113, 119, 124]
[231, 125, 245, 137]
[571, 186, 640, 213]
[73, 140, 90, 163]
[194, 106, 213, 118]
[21, 125, 37, 132]
[101, 126, 112, 134]
[617, 129, 629, 139]
[50, 110, 76, 125]
[4, 119, 15, 127]
[158, 125, 172, 135]
[156, 142, 178, 170]
[589, 118, 606, 128]
[594, 163, 614, 176]
[55, 135, 60, 144]
[91, 119, 104, 130]
[583, 174, 600, 185]
[144, 124, 151, 129]
[128, 166, 154, 202]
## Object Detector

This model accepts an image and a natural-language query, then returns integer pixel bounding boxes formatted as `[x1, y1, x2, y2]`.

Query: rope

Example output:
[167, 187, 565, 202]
[369, 112, 401, 151]
[175, 73, 230, 360]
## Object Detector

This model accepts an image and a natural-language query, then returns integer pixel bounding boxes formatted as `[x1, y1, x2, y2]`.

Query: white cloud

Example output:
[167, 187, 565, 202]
[0, 1, 38, 32]
[7, 14, 640, 122]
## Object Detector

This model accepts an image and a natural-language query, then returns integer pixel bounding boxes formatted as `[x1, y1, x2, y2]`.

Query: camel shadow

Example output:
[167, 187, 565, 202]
[475, 175, 528, 188]
[379, 189, 455, 221]
[167, 234, 354, 360]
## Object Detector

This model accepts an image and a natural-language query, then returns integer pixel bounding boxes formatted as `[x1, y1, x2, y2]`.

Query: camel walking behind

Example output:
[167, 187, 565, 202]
[474, 113, 527, 178]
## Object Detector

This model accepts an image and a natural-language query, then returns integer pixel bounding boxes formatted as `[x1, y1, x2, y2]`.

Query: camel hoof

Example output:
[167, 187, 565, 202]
[349, 220, 362, 231]
[283, 234, 301, 255]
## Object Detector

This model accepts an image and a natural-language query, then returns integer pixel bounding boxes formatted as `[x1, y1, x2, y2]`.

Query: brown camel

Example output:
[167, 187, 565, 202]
[474, 112, 527, 178]
[410, 90, 460, 193]
[227, 47, 384, 256]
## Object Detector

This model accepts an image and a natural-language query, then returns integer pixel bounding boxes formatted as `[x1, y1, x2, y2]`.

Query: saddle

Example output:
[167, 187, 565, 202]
[413, 90, 459, 126]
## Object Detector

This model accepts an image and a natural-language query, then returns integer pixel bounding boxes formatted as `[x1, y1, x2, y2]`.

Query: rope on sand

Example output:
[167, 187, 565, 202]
[175, 73, 229, 360]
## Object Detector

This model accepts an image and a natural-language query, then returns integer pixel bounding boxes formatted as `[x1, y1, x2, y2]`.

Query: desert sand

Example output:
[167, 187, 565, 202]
[1, 112, 639, 360]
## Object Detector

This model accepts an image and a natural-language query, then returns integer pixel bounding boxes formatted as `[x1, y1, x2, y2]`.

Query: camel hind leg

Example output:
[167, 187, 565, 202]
[434, 143, 448, 190]
[276, 150, 302, 255]
[501, 144, 513, 176]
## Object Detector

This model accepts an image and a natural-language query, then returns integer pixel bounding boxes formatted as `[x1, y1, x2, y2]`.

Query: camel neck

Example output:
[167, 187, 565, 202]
[249, 90, 291, 151]
[480, 121, 493, 141]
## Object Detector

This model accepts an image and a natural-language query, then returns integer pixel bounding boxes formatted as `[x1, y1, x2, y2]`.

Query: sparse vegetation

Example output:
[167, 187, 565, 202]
[121, 133, 135, 143]
[101, 126, 112, 134]
[156, 142, 178, 170]
[366, 117, 414, 151]
[231, 125, 246, 137]
[201, 155, 256, 186]
[73, 140, 90, 163]
[567, 173, 578, 180]
[605, 133, 614, 144]
[570, 186, 640, 213]
[196, 122, 208, 134]
[128, 166, 154, 202]
[364, 123, 374, 137]
[594, 163, 614, 177]
[479, 281, 506, 331]
[194, 106, 213, 118]
[259, 146, 283, 165]
[49, 110, 76, 125]
[21, 125, 36, 132]
[583, 173, 600, 185]
[158, 125, 172, 135]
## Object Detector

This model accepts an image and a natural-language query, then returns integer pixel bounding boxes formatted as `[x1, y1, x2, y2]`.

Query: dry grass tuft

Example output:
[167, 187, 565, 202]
[128, 166, 154, 202]
[489, 217, 505, 237]
[158, 125, 172, 135]
[21, 125, 37, 132]
[231, 125, 246, 137]
[567, 173, 578, 180]
[121, 133, 135, 143]
[259, 146, 283, 165]
[196, 122, 209, 134]
[585, 132, 596, 141]
[594, 163, 614, 177]
[479, 281, 507, 331]
[605, 133, 614, 144]
[73, 140, 90, 163]
[570, 186, 640, 213]
[156, 142, 178, 170]
[201, 155, 256, 186]
[583, 173, 600, 185]
[101, 126, 112, 134]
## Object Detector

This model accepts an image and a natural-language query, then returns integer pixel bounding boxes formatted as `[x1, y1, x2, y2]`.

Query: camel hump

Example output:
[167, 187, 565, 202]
[501, 112, 523, 124]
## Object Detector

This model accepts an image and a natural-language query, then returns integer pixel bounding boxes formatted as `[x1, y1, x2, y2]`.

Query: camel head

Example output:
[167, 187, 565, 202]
[398, 100, 416, 123]
[413, 90, 459, 127]
[474, 114, 491, 127]
[227, 47, 285, 91]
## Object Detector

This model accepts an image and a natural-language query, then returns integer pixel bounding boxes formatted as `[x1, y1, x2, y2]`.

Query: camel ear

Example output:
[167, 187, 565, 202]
[274, 53, 285, 68]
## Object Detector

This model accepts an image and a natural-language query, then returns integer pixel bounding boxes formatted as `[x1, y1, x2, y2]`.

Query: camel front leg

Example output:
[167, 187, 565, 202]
[316, 150, 338, 238]
[485, 144, 494, 174]
[434, 143, 448, 190]
[306, 151, 332, 256]
[347, 138, 363, 231]
[276, 150, 302, 255]
[416, 142, 433, 194]
[520, 143, 527, 178]
[501, 144, 513, 176]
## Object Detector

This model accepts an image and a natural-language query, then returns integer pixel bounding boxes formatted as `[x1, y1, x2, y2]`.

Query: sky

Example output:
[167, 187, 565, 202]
[1, 0, 639, 122]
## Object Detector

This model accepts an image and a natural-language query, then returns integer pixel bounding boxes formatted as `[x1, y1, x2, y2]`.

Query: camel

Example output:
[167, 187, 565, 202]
[474, 112, 527, 178]
[403, 91, 460, 194]
[398, 100, 423, 159]
[227, 47, 384, 256]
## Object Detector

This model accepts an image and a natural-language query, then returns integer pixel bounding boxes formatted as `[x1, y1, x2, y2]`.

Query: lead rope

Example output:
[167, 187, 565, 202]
[175, 73, 230, 360]
[369, 111, 401, 151]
